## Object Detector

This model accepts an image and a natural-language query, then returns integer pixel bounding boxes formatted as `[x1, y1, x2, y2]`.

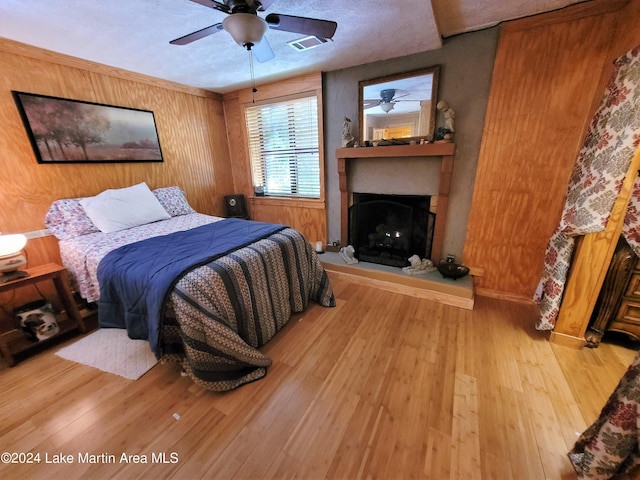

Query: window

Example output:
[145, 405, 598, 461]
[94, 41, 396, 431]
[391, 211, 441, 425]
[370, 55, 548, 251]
[245, 95, 321, 198]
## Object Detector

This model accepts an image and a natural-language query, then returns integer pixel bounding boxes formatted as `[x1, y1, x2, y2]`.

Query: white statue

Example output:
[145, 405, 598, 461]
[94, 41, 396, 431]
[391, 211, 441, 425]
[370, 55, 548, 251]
[437, 100, 455, 133]
[402, 254, 436, 276]
[339, 245, 358, 264]
[341, 116, 355, 147]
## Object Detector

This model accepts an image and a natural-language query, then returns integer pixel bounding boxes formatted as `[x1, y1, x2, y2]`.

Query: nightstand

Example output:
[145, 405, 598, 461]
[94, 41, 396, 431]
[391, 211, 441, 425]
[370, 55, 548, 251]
[0, 263, 85, 366]
[588, 237, 640, 347]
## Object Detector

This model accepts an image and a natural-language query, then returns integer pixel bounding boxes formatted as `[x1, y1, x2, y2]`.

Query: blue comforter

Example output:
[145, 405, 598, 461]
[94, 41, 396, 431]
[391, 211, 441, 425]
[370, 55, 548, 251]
[97, 218, 286, 357]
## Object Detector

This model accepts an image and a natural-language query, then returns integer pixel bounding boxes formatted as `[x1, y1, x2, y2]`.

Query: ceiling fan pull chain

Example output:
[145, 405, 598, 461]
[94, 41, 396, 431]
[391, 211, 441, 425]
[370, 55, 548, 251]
[249, 48, 258, 101]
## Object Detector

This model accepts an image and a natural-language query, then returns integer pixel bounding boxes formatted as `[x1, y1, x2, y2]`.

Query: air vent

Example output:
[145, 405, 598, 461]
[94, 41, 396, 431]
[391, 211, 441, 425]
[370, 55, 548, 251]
[287, 36, 328, 51]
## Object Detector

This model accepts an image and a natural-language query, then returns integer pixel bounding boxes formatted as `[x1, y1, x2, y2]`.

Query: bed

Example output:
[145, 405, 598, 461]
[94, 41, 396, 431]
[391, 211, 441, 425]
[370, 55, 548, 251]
[45, 183, 335, 391]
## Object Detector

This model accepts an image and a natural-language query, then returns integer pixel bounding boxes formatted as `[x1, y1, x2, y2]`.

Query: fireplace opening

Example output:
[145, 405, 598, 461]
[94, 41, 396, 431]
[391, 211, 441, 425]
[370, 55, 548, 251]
[349, 193, 435, 267]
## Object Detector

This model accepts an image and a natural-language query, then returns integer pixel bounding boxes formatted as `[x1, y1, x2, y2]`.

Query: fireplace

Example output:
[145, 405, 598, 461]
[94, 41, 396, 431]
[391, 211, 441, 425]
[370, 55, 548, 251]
[349, 193, 434, 267]
[337, 143, 455, 263]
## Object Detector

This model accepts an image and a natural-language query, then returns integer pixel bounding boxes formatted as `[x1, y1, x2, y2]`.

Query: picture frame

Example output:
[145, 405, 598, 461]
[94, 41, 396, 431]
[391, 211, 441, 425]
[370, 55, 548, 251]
[12, 91, 163, 164]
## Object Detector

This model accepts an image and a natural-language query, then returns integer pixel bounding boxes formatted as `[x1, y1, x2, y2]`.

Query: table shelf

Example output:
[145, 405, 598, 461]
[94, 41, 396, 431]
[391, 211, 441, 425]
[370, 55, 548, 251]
[0, 263, 85, 366]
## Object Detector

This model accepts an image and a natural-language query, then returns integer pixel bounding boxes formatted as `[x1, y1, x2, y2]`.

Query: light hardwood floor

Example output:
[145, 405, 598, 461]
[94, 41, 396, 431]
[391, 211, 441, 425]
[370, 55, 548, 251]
[0, 272, 637, 479]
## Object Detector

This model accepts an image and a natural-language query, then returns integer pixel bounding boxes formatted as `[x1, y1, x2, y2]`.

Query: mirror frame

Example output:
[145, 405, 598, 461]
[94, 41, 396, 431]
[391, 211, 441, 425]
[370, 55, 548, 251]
[358, 65, 440, 145]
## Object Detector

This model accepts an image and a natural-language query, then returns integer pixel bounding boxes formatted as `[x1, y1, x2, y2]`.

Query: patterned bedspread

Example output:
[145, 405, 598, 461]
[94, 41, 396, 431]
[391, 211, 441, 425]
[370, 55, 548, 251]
[59, 214, 335, 391]
[162, 227, 334, 390]
[569, 350, 640, 479]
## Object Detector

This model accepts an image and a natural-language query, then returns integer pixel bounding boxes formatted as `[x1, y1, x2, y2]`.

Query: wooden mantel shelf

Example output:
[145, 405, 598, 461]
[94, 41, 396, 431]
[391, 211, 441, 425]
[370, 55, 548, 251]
[336, 143, 455, 263]
[336, 142, 455, 159]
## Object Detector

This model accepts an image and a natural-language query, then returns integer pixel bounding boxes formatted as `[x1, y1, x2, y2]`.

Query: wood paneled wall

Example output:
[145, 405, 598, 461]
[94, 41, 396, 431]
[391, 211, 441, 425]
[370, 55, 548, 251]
[463, 0, 636, 302]
[0, 38, 234, 311]
[222, 73, 327, 244]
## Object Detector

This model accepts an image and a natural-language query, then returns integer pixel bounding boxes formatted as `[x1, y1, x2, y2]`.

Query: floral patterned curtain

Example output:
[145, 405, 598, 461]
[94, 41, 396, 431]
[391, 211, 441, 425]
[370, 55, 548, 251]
[569, 350, 640, 477]
[535, 45, 640, 330]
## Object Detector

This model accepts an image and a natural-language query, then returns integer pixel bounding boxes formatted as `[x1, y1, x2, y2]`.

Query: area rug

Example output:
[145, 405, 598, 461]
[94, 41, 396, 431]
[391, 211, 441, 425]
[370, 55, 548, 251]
[56, 328, 157, 380]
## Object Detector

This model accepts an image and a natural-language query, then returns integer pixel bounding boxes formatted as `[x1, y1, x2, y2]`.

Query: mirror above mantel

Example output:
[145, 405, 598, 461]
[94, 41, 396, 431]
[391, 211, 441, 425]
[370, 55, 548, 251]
[359, 65, 440, 144]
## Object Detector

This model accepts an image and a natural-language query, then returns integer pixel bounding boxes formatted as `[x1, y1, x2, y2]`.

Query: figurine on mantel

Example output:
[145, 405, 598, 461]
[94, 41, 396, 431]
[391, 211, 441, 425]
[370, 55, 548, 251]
[342, 116, 355, 147]
[437, 100, 455, 132]
[435, 100, 455, 142]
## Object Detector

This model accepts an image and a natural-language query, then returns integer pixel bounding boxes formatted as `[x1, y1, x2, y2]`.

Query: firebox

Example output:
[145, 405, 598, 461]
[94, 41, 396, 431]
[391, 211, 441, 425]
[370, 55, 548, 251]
[348, 193, 435, 267]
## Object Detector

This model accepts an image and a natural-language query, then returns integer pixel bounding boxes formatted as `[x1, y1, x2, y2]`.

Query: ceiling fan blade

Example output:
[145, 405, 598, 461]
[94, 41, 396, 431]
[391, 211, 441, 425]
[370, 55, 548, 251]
[188, 0, 273, 14]
[265, 13, 337, 39]
[188, 0, 231, 14]
[252, 36, 275, 63]
[170, 23, 224, 45]
[250, 0, 274, 11]
[191, 0, 231, 13]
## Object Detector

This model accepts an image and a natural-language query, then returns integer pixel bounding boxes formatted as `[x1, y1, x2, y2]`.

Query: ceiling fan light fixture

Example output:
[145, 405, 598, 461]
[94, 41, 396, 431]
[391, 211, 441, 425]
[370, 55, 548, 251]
[223, 13, 267, 48]
[380, 102, 395, 113]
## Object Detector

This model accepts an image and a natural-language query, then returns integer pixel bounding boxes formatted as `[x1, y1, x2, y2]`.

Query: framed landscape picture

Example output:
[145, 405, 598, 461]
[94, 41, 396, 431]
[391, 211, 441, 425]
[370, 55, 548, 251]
[12, 91, 163, 164]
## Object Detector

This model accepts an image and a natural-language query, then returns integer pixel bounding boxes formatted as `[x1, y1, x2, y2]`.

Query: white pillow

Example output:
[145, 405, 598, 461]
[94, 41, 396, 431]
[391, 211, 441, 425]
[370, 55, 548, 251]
[80, 182, 171, 233]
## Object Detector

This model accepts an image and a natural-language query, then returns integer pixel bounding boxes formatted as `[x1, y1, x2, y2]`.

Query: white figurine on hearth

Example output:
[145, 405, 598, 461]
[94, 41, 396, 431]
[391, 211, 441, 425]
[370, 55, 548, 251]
[402, 254, 436, 275]
[339, 245, 358, 264]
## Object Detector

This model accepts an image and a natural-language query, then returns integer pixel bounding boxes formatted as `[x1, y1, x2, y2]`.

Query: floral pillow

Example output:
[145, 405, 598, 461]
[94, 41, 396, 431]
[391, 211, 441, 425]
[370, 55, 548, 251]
[45, 186, 195, 240]
[45, 197, 100, 240]
[153, 186, 196, 217]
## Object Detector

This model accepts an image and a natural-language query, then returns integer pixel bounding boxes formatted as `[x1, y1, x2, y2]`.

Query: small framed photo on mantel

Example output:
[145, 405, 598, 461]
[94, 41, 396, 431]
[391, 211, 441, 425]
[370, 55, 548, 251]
[12, 91, 164, 164]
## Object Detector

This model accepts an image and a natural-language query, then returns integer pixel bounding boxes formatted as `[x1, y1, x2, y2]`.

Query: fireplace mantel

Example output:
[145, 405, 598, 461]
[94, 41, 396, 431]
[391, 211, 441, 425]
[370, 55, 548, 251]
[336, 143, 455, 262]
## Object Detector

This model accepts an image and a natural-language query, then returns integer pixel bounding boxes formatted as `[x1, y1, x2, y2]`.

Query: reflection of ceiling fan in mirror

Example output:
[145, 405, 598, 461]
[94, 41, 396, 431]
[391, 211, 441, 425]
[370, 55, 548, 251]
[170, 0, 338, 63]
[364, 88, 416, 113]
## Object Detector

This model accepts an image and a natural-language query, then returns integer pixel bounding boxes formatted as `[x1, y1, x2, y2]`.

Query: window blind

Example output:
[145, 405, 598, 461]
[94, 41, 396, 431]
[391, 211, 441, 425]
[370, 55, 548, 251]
[245, 95, 320, 198]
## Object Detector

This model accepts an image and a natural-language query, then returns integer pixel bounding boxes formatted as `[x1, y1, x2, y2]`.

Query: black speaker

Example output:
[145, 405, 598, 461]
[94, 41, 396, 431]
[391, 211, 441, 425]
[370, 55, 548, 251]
[224, 194, 248, 218]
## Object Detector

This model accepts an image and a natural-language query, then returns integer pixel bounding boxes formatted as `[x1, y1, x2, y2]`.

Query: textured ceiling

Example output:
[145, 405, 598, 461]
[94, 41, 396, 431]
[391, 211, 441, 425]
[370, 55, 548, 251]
[0, 0, 587, 93]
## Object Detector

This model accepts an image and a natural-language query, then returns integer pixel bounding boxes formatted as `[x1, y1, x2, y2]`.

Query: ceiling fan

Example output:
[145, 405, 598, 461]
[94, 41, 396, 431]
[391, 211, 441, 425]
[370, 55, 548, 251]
[170, 0, 338, 63]
[364, 89, 413, 113]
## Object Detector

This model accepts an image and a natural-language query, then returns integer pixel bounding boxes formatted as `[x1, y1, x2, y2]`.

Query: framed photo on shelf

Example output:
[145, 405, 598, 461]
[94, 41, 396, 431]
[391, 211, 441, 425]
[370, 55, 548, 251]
[12, 91, 163, 164]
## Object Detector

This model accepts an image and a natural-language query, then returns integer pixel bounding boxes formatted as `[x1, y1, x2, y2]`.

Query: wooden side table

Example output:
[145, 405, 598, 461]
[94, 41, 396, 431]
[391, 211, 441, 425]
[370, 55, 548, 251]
[0, 263, 85, 366]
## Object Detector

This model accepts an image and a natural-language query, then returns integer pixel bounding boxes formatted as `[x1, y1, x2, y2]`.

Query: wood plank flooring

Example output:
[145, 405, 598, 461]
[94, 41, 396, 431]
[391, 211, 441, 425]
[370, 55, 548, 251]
[0, 272, 637, 479]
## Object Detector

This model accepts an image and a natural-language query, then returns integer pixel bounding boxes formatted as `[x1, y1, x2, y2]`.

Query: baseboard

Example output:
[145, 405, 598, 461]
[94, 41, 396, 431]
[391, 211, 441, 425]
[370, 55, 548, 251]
[474, 286, 535, 305]
[549, 331, 585, 349]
